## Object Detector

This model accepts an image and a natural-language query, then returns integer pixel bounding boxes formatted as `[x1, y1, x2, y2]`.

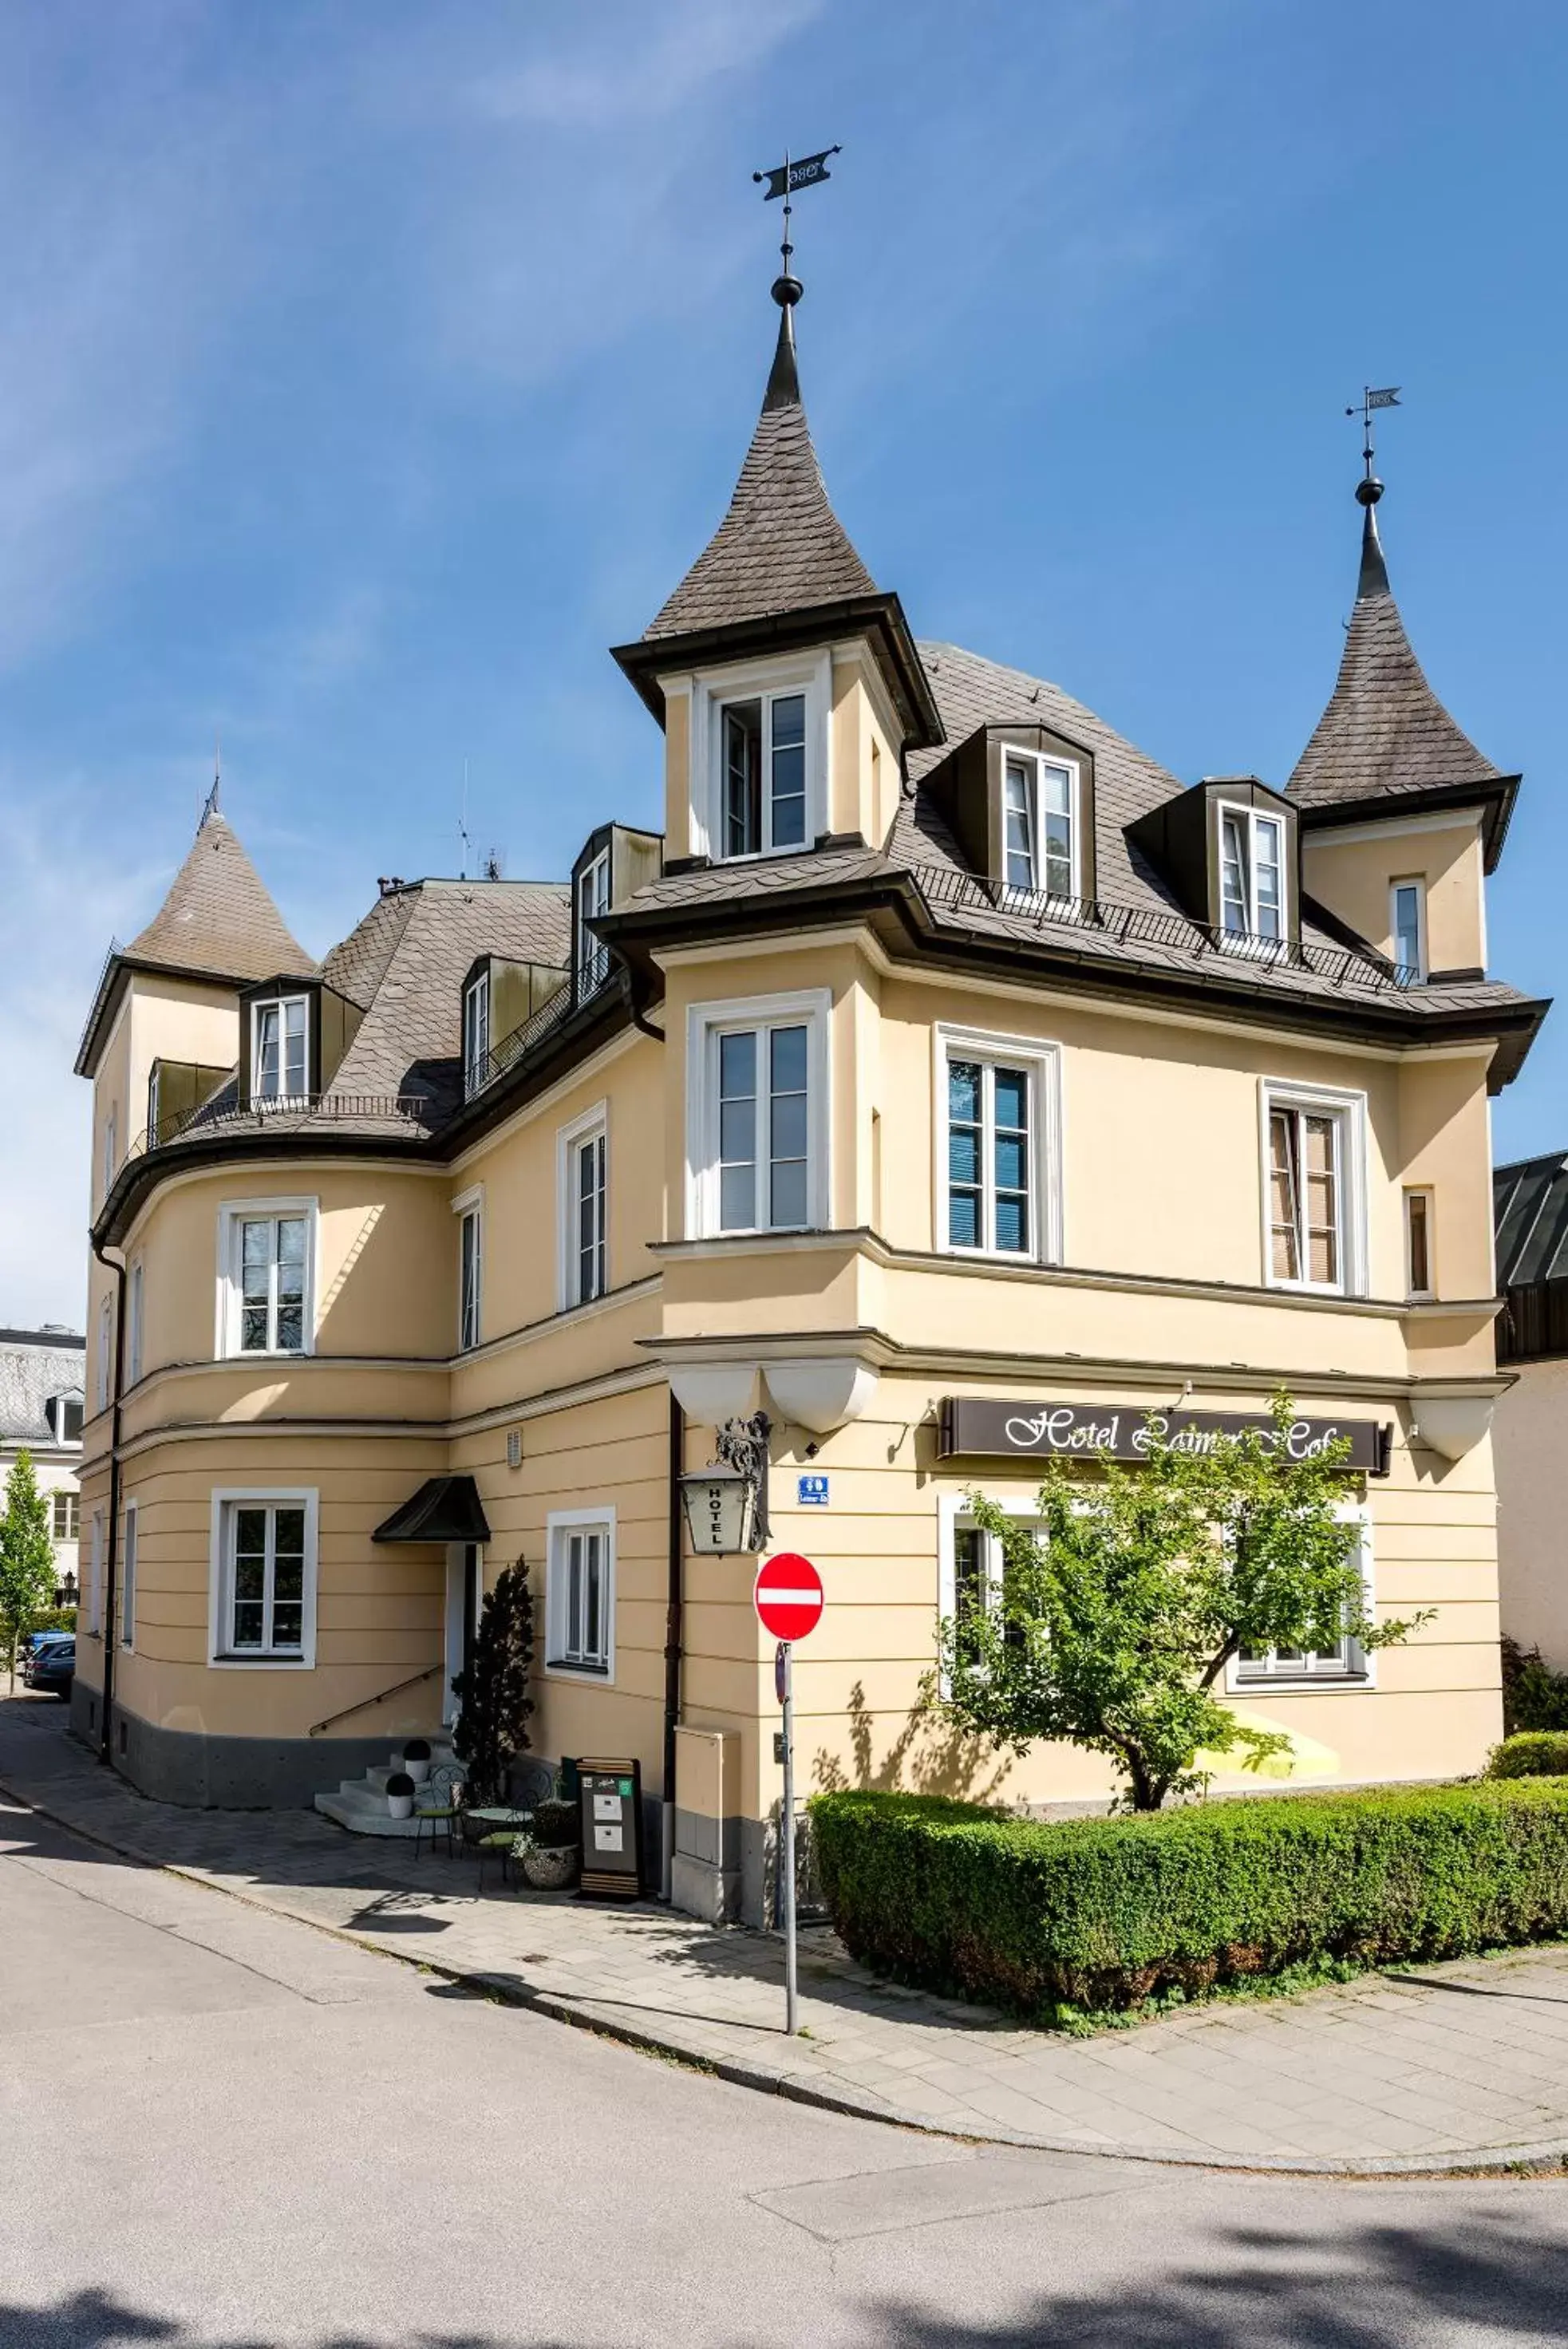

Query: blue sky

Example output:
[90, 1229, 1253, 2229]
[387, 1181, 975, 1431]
[2, 0, 1564, 1325]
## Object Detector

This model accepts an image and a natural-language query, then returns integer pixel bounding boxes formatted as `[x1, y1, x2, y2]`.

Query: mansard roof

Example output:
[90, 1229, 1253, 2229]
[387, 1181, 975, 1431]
[1288, 488, 1512, 853]
[643, 294, 878, 642]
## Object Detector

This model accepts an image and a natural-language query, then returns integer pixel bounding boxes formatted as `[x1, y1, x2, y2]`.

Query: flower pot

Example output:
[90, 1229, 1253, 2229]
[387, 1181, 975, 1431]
[402, 1758, 431, 1786]
[520, 1843, 579, 1891]
[387, 1794, 414, 1820]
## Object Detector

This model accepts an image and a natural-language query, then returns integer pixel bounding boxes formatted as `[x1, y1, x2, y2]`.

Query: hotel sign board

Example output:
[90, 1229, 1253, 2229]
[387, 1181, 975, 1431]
[938, 1398, 1389, 1477]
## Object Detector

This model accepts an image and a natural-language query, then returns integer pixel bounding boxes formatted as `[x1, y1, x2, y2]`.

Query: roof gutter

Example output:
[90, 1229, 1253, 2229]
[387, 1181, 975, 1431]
[1295, 774, 1520, 874]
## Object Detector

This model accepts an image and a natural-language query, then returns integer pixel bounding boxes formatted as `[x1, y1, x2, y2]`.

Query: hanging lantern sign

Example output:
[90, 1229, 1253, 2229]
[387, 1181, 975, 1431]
[679, 1463, 757, 1556]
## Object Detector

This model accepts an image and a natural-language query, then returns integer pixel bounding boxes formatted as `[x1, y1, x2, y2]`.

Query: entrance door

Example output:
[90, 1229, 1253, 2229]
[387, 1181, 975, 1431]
[443, 1543, 480, 1726]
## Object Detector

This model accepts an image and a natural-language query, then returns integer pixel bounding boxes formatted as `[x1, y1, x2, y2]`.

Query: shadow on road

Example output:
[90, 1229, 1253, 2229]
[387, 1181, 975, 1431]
[9, 2208, 1568, 2345]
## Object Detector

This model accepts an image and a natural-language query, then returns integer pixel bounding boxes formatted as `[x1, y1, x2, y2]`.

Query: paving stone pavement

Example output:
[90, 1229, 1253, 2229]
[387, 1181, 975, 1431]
[8, 1694, 1568, 2175]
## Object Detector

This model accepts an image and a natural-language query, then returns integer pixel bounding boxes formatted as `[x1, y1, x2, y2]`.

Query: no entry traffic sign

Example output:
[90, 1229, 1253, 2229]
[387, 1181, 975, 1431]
[753, 1552, 823, 1643]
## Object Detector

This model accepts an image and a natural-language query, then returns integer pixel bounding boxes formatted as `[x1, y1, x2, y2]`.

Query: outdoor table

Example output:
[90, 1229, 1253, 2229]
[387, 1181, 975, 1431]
[460, 1803, 534, 1852]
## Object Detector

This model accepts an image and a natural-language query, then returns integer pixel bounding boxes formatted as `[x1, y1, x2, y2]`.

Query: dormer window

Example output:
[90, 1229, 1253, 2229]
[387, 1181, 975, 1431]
[49, 1394, 84, 1446]
[576, 849, 610, 994]
[1002, 752, 1077, 898]
[1392, 879, 1427, 981]
[1218, 806, 1284, 941]
[252, 996, 309, 1102]
[690, 654, 827, 865]
[463, 970, 490, 1096]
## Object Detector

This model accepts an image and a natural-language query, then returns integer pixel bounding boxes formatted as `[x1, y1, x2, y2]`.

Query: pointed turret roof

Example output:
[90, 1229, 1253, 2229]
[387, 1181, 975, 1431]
[643, 283, 879, 640]
[125, 806, 314, 983]
[1289, 482, 1504, 815]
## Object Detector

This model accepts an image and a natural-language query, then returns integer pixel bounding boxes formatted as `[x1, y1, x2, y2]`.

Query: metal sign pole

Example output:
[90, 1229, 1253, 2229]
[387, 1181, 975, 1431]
[779, 1638, 798, 2035]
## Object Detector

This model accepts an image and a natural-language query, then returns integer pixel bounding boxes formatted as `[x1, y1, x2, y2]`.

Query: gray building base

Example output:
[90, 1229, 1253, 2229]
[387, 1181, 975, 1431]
[69, 1683, 397, 1810]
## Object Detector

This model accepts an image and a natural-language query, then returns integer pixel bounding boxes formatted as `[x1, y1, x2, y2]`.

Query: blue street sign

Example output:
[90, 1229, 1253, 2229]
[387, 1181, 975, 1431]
[796, 1473, 830, 1507]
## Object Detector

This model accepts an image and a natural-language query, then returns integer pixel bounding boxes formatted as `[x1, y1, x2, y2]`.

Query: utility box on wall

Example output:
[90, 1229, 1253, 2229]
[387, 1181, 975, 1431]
[670, 1725, 741, 1923]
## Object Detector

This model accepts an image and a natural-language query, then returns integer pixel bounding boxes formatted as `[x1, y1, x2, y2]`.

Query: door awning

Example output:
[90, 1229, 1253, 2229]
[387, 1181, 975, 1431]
[372, 1475, 492, 1545]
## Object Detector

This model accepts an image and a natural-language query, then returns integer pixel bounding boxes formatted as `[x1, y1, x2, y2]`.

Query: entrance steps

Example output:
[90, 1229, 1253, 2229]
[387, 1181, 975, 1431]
[314, 1738, 457, 1838]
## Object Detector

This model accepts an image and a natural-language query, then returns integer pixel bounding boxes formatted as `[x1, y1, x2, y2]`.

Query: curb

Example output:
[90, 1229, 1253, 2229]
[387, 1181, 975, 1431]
[4, 1762, 1566, 2182]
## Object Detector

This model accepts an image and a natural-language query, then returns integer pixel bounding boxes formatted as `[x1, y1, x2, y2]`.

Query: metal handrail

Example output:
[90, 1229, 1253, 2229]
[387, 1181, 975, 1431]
[308, 1662, 444, 1738]
[124, 1090, 439, 1172]
[464, 960, 616, 1100]
[906, 863, 1420, 994]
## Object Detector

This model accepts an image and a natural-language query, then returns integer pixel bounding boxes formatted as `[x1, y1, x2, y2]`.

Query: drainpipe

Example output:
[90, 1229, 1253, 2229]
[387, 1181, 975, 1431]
[661, 1391, 686, 1901]
[90, 1238, 127, 1768]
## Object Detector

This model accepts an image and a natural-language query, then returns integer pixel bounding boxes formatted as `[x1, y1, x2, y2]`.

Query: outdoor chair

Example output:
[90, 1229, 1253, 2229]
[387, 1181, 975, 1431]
[413, 1763, 467, 1859]
[475, 1818, 531, 1896]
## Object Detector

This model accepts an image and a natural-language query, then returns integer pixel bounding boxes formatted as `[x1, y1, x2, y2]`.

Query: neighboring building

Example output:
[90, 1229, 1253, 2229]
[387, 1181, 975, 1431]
[1493, 1154, 1568, 1667]
[0, 1327, 86, 1606]
[71, 270, 1545, 1921]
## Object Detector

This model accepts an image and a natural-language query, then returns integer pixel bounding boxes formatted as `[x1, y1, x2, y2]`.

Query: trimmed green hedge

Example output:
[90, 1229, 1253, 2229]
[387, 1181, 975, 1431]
[1487, 1732, 1568, 1780]
[809, 1782, 1568, 2015]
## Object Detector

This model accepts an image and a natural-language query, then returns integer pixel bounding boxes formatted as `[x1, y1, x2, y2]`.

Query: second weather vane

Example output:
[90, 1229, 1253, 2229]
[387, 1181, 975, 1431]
[752, 144, 841, 284]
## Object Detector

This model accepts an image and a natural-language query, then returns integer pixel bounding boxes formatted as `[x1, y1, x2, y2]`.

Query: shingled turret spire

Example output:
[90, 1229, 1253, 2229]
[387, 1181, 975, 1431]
[125, 801, 314, 983]
[642, 274, 878, 641]
[1289, 474, 1502, 812]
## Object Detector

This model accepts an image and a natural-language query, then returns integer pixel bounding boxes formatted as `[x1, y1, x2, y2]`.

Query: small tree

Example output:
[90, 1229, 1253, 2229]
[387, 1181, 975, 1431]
[0, 1451, 59, 1688]
[451, 1561, 535, 1803]
[939, 1395, 1428, 1811]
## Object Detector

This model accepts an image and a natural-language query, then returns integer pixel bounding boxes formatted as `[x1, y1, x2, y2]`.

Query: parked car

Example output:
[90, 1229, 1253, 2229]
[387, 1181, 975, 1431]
[21, 1631, 72, 1682]
[25, 1638, 73, 1699]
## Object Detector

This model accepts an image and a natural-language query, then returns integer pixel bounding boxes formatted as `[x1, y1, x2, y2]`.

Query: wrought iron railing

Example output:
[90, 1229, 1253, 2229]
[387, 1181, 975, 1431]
[464, 960, 616, 1100]
[123, 1090, 439, 1172]
[308, 1662, 444, 1737]
[906, 863, 1420, 994]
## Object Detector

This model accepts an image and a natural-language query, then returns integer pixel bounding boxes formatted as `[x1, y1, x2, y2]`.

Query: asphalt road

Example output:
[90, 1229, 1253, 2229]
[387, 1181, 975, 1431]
[5, 1790, 1568, 2347]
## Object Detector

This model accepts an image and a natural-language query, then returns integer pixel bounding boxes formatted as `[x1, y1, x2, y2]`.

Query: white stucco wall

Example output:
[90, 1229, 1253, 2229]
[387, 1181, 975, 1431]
[1495, 1358, 1568, 1668]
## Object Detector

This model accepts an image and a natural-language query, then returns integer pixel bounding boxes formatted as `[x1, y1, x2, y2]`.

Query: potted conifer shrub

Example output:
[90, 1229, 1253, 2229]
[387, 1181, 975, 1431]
[385, 1770, 416, 1821]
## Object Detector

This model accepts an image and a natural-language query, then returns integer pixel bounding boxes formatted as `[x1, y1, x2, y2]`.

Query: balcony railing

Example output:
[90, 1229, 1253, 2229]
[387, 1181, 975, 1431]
[464, 959, 616, 1101]
[906, 864, 1420, 995]
[124, 1090, 439, 1173]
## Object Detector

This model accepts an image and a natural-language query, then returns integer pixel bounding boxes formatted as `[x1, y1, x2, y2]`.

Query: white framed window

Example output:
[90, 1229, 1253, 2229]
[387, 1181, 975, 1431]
[120, 1500, 137, 1649]
[51, 1392, 83, 1446]
[51, 1492, 80, 1542]
[102, 1103, 118, 1198]
[686, 990, 830, 1239]
[936, 1492, 1030, 1696]
[127, 1260, 144, 1387]
[1404, 1186, 1435, 1301]
[576, 851, 611, 994]
[1001, 751, 1080, 898]
[557, 1103, 608, 1309]
[463, 970, 490, 1098]
[217, 1199, 318, 1359]
[97, 1294, 113, 1411]
[251, 995, 310, 1103]
[147, 1064, 162, 1147]
[1261, 1082, 1367, 1297]
[208, 1488, 318, 1667]
[454, 1186, 483, 1352]
[1233, 1506, 1373, 1687]
[544, 1506, 614, 1680]
[1391, 878, 1427, 981]
[691, 652, 829, 863]
[89, 1510, 104, 1635]
[1218, 804, 1286, 943]
[935, 1025, 1063, 1265]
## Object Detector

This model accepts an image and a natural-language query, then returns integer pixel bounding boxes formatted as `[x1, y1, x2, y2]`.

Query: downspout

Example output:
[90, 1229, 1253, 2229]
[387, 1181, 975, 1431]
[90, 1238, 127, 1767]
[661, 1391, 685, 1901]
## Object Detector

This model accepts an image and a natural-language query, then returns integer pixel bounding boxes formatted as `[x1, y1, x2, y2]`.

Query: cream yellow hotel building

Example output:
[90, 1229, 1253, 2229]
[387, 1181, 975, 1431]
[72, 277, 1546, 1921]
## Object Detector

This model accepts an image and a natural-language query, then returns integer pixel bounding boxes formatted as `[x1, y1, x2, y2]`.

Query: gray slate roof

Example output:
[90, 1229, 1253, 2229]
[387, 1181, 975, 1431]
[1495, 1154, 1568, 1289]
[644, 304, 877, 640]
[618, 638, 1534, 1027]
[126, 809, 315, 982]
[0, 1331, 85, 1446]
[314, 878, 571, 1119]
[1289, 502, 1503, 809]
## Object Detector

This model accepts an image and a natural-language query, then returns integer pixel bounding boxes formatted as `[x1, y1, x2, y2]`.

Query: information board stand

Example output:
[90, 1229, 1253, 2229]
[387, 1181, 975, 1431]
[575, 1757, 644, 1899]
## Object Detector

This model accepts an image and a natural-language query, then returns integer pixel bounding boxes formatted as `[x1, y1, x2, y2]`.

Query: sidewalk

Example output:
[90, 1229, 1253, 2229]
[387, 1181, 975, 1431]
[6, 1696, 1568, 2176]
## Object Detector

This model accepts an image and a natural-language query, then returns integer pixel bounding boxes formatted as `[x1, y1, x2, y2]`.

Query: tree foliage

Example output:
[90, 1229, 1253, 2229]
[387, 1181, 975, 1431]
[938, 1394, 1428, 1811]
[0, 1451, 59, 1686]
[451, 1561, 535, 1803]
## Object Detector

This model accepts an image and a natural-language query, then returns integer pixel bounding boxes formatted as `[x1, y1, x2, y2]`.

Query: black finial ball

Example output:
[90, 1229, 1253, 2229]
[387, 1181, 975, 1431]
[1356, 475, 1384, 507]
[771, 273, 804, 309]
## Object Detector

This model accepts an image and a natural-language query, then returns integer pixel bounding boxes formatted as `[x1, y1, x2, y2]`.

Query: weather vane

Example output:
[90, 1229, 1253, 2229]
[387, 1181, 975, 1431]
[1346, 384, 1401, 492]
[752, 144, 841, 286]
